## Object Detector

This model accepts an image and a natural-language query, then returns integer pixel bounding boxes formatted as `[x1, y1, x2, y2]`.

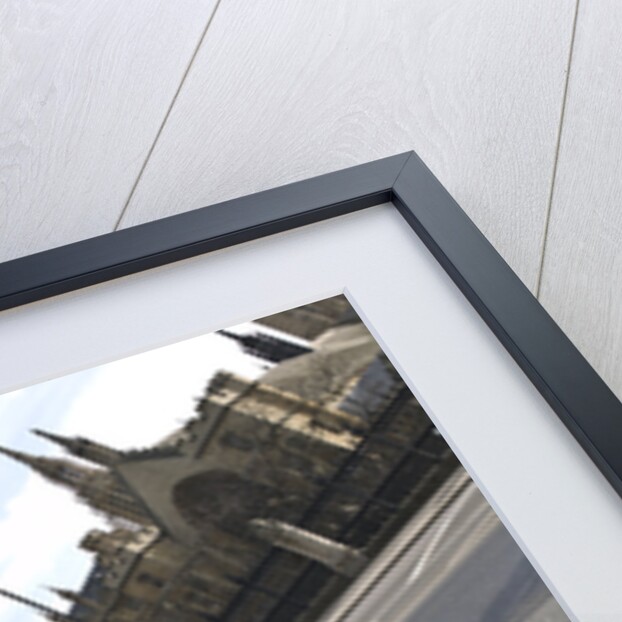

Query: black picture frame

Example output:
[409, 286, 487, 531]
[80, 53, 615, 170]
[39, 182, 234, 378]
[1, 150, 621, 501]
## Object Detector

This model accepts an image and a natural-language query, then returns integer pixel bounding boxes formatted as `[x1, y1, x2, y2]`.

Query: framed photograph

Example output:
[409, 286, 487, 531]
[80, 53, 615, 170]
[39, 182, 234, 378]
[0, 152, 620, 621]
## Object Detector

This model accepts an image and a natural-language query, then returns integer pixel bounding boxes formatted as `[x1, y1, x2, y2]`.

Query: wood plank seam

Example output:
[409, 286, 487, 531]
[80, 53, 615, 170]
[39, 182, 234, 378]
[112, 0, 226, 232]
[535, 0, 581, 299]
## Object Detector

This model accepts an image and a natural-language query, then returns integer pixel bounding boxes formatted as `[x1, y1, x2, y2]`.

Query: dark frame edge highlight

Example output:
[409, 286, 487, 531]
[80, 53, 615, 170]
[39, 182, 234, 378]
[1, 151, 621, 500]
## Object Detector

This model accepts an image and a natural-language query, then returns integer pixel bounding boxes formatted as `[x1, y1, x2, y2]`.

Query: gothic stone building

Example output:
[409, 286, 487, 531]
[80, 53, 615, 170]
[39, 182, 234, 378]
[0, 296, 458, 622]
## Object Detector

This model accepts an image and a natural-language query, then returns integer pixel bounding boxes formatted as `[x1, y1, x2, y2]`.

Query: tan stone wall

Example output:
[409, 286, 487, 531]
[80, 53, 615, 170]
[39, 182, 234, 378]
[255, 295, 352, 340]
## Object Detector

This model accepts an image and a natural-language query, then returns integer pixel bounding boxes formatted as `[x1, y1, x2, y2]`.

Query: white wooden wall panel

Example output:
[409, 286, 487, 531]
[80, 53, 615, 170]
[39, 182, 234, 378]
[118, 0, 576, 289]
[538, 1, 622, 399]
[0, 0, 218, 262]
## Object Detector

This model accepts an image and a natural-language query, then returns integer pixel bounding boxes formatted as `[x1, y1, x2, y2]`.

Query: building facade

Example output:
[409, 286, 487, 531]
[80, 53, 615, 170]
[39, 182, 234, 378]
[0, 297, 458, 622]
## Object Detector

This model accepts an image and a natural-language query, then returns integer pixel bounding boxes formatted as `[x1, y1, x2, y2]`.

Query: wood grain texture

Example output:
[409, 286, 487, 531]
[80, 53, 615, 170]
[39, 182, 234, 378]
[539, 0, 622, 399]
[0, 0, 218, 262]
[119, 0, 576, 289]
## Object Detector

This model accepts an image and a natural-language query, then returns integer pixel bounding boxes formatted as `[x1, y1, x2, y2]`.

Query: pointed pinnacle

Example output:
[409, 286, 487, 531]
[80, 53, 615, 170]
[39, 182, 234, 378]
[47, 586, 73, 600]
[0, 586, 74, 621]
[0, 445, 91, 490]
[31, 429, 82, 455]
[32, 429, 69, 444]
[31, 429, 123, 467]
[0, 445, 37, 466]
[217, 329, 245, 342]
[48, 587, 101, 610]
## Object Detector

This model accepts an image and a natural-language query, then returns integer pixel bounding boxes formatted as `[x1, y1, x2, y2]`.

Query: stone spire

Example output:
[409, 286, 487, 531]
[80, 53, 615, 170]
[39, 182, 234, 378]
[0, 445, 150, 526]
[218, 329, 312, 363]
[32, 429, 124, 466]
[0, 587, 75, 621]
[49, 587, 102, 611]
[0, 446, 93, 490]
